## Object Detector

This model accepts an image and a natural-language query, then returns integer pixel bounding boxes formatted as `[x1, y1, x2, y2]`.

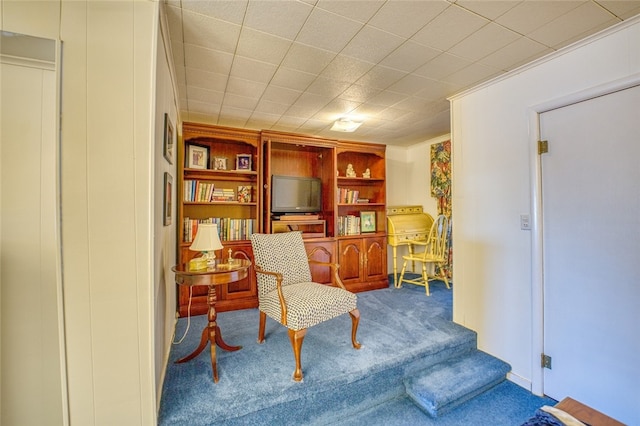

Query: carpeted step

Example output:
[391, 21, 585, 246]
[404, 349, 511, 418]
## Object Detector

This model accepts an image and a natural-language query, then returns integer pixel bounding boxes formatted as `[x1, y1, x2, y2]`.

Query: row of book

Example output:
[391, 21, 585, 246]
[183, 217, 257, 242]
[337, 188, 370, 204]
[183, 180, 252, 203]
[337, 215, 361, 236]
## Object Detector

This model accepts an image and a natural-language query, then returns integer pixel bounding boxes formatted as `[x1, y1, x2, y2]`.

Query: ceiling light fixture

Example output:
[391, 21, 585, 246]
[331, 117, 363, 132]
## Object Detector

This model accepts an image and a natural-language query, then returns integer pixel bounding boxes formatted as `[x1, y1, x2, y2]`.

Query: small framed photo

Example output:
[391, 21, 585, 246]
[164, 172, 173, 226]
[187, 144, 209, 169]
[163, 113, 174, 164]
[360, 211, 376, 233]
[212, 157, 227, 171]
[236, 154, 252, 171]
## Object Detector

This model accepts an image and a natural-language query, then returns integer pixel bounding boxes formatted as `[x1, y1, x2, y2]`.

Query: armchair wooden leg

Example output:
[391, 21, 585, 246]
[257, 311, 267, 344]
[288, 328, 306, 382]
[349, 309, 362, 349]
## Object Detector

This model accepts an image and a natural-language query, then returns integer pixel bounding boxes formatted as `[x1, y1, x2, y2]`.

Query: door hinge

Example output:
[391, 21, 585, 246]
[541, 353, 552, 369]
[538, 140, 549, 155]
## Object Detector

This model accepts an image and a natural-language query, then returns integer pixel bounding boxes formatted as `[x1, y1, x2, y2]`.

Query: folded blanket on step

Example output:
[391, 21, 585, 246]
[521, 405, 587, 426]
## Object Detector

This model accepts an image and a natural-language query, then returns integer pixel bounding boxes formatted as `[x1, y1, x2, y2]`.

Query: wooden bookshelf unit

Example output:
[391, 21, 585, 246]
[176, 123, 388, 316]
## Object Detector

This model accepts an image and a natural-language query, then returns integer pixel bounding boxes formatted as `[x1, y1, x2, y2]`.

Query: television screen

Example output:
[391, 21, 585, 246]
[271, 175, 321, 214]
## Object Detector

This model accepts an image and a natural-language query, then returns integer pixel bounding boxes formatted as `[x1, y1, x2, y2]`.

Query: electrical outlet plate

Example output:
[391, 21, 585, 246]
[520, 214, 531, 230]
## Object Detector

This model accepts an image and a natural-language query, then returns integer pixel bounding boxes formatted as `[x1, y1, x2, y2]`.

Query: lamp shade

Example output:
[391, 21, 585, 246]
[190, 223, 223, 252]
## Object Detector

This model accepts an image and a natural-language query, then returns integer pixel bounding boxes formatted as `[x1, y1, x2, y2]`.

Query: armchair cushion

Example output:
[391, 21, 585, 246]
[261, 282, 357, 331]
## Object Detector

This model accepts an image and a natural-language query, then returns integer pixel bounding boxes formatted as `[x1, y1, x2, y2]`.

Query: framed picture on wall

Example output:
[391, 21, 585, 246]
[163, 113, 174, 164]
[164, 172, 173, 226]
[187, 144, 209, 169]
[360, 211, 376, 233]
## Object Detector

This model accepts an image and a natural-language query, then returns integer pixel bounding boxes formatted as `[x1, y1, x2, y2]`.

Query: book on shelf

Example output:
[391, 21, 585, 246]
[183, 217, 257, 242]
[211, 188, 235, 202]
[337, 215, 361, 236]
[338, 188, 361, 204]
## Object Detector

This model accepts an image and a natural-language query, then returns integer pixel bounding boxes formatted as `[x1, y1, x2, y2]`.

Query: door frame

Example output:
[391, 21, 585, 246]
[527, 72, 640, 396]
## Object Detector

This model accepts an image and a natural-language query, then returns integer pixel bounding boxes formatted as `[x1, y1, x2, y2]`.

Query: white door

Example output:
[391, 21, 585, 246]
[540, 84, 640, 425]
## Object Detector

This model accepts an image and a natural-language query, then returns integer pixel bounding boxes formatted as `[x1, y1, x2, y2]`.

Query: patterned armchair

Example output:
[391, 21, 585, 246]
[250, 231, 361, 382]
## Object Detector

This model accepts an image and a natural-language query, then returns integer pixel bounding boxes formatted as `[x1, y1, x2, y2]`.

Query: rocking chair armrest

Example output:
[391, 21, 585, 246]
[307, 260, 348, 290]
[254, 265, 288, 325]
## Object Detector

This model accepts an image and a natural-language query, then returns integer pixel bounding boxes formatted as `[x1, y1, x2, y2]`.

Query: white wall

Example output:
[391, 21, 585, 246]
[154, 4, 179, 408]
[385, 135, 449, 273]
[1, 42, 65, 425]
[450, 16, 640, 391]
[1, 1, 159, 424]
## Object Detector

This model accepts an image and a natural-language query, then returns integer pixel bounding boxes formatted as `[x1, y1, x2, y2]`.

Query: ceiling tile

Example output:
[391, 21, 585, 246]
[184, 44, 233, 75]
[321, 55, 374, 84]
[443, 62, 502, 88]
[340, 25, 405, 64]
[315, 0, 385, 23]
[306, 77, 352, 98]
[281, 42, 336, 74]
[185, 68, 228, 92]
[368, 0, 449, 38]
[229, 56, 277, 83]
[226, 76, 267, 99]
[261, 85, 302, 105]
[286, 92, 333, 117]
[455, 0, 521, 20]
[181, 10, 241, 54]
[270, 67, 317, 91]
[181, 0, 248, 24]
[412, 4, 489, 51]
[223, 92, 260, 110]
[479, 37, 550, 71]
[598, 1, 640, 19]
[528, 2, 621, 48]
[380, 40, 441, 72]
[186, 86, 224, 105]
[254, 99, 290, 115]
[495, 1, 585, 36]
[386, 73, 435, 96]
[244, 1, 314, 40]
[296, 8, 363, 53]
[356, 65, 408, 90]
[236, 27, 293, 65]
[448, 22, 521, 62]
[414, 52, 471, 80]
[339, 83, 383, 103]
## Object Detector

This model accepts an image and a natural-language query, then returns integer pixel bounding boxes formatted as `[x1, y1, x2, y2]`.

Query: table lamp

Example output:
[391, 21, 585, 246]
[190, 223, 223, 268]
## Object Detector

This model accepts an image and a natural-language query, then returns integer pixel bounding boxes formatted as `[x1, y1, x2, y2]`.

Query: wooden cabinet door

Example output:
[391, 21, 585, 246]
[305, 239, 336, 285]
[363, 236, 387, 282]
[337, 238, 364, 285]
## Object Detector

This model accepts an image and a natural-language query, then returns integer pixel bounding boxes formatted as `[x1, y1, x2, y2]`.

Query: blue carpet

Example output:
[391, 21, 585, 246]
[158, 276, 555, 425]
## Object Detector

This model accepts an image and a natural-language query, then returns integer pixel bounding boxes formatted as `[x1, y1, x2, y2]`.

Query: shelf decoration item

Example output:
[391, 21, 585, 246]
[164, 172, 173, 226]
[163, 113, 174, 164]
[362, 168, 371, 178]
[212, 157, 227, 170]
[237, 186, 251, 203]
[346, 163, 356, 177]
[189, 223, 223, 267]
[236, 154, 252, 171]
[187, 144, 209, 169]
[360, 211, 376, 233]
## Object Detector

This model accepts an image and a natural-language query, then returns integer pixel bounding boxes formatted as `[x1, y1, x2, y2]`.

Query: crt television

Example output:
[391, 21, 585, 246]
[271, 175, 321, 214]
